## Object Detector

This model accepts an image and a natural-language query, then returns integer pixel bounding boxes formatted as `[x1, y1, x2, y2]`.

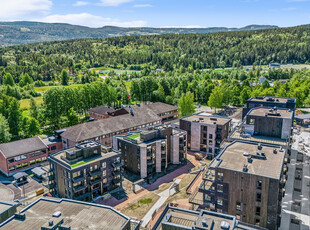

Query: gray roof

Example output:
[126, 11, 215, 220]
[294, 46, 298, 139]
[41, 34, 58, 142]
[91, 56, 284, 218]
[61, 106, 161, 142]
[31, 167, 46, 177]
[0, 198, 130, 230]
[0, 137, 47, 159]
[296, 114, 310, 120]
[144, 102, 177, 115]
[13, 172, 28, 180]
[88, 105, 115, 115]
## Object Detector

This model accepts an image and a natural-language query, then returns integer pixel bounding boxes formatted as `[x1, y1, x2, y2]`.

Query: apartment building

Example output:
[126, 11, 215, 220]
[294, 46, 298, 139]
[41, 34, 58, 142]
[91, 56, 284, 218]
[242, 96, 296, 119]
[190, 141, 288, 230]
[61, 105, 161, 148]
[48, 141, 123, 201]
[114, 126, 187, 180]
[244, 107, 293, 139]
[152, 204, 267, 230]
[0, 137, 48, 176]
[180, 114, 231, 156]
[0, 198, 140, 230]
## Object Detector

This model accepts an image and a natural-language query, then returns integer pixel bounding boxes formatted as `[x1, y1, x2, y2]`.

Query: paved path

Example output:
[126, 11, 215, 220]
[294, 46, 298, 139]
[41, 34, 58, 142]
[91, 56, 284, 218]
[141, 188, 171, 227]
[101, 154, 199, 210]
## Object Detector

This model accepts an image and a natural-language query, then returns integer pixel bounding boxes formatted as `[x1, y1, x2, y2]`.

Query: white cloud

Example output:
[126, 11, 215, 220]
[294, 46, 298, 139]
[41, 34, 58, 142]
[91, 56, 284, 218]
[133, 4, 152, 8]
[98, 0, 133, 6]
[38, 13, 147, 28]
[73, 1, 90, 6]
[0, 0, 52, 19]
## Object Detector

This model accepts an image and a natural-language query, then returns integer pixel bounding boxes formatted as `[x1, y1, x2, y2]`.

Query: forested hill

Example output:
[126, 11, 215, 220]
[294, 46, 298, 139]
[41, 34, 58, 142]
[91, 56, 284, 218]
[0, 21, 278, 47]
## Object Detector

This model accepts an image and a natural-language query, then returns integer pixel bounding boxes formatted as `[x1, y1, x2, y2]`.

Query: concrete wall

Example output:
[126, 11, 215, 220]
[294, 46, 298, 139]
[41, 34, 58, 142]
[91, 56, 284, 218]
[281, 118, 292, 139]
[156, 141, 162, 173]
[140, 147, 147, 179]
[171, 135, 179, 164]
[190, 122, 201, 151]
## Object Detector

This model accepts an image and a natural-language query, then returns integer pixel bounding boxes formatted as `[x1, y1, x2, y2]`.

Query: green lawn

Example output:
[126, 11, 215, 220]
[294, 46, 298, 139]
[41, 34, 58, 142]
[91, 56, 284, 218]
[20, 97, 43, 109]
[128, 134, 140, 139]
[70, 159, 95, 168]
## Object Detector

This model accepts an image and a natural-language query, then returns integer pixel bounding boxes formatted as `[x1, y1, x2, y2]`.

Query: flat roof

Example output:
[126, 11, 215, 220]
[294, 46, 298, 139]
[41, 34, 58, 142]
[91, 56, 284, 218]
[213, 141, 285, 179]
[0, 201, 15, 214]
[247, 107, 293, 119]
[50, 145, 119, 169]
[249, 96, 295, 103]
[0, 198, 130, 230]
[181, 114, 231, 126]
[154, 206, 236, 230]
[0, 137, 47, 158]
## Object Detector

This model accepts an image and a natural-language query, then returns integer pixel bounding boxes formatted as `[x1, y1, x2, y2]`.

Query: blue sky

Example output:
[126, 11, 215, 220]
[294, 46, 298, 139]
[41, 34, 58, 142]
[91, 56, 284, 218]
[0, 0, 309, 28]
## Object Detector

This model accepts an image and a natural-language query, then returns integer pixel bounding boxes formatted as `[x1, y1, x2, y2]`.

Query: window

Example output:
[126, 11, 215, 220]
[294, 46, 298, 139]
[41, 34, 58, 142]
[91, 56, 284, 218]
[8, 158, 14, 164]
[256, 180, 262, 190]
[256, 193, 262, 202]
[102, 170, 106, 177]
[217, 198, 223, 206]
[256, 207, 261, 216]
[51, 145, 56, 150]
[209, 134, 213, 139]
[217, 209, 222, 213]
[9, 166, 15, 171]
[255, 218, 260, 226]
[236, 214, 241, 220]
[236, 202, 241, 211]
[249, 119, 255, 124]
[205, 195, 211, 201]
[217, 184, 223, 192]
[217, 172, 223, 181]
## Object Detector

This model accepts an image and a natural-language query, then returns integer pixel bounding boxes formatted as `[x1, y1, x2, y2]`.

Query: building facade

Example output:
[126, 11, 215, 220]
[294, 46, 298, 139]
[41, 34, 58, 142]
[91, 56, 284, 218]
[48, 141, 123, 202]
[180, 114, 231, 156]
[242, 96, 296, 119]
[114, 126, 187, 180]
[0, 137, 48, 176]
[190, 141, 288, 230]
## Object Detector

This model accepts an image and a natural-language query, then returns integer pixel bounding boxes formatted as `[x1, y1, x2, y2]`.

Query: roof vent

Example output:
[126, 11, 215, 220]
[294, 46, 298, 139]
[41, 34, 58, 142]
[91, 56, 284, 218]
[49, 220, 53, 226]
[256, 152, 260, 156]
[248, 157, 253, 163]
[273, 148, 277, 154]
[258, 144, 262, 150]
[243, 152, 250, 157]
[221, 221, 230, 229]
[279, 147, 284, 152]
[243, 164, 248, 172]
[53, 211, 61, 217]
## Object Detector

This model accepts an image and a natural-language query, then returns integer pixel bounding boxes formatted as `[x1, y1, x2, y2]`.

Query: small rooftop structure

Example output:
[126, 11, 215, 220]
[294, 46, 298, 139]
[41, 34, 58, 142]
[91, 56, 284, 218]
[13, 172, 28, 181]
[31, 167, 46, 178]
[0, 201, 17, 224]
[0, 137, 47, 158]
[153, 205, 266, 230]
[0, 198, 133, 230]
[210, 141, 285, 179]
[247, 107, 293, 119]
[181, 114, 231, 126]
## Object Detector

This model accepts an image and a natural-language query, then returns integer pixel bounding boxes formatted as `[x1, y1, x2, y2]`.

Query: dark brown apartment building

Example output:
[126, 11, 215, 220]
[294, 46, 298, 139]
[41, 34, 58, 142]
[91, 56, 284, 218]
[190, 140, 288, 230]
[180, 114, 231, 156]
[242, 96, 296, 119]
[113, 126, 187, 180]
[48, 141, 123, 201]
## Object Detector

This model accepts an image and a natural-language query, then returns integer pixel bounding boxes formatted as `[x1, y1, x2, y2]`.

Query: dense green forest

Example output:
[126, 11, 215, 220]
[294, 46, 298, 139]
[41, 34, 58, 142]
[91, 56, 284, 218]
[0, 21, 277, 47]
[0, 25, 310, 143]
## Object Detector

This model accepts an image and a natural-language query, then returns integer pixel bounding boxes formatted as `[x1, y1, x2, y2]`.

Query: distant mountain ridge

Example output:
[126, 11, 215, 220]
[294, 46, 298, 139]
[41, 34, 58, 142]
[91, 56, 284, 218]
[0, 21, 279, 47]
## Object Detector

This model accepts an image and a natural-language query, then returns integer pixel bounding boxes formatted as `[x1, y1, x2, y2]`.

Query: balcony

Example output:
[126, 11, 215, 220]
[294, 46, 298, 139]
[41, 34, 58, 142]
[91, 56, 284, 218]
[47, 174, 55, 181]
[147, 167, 153, 173]
[199, 181, 215, 193]
[72, 175, 85, 183]
[161, 154, 166, 160]
[89, 178, 102, 186]
[74, 192, 91, 200]
[161, 162, 166, 167]
[47, 182, 55, 189]
[113, 178, 122, 184]
[112, 169, 122, 176]
[112, 160, 123, 168]
[92, 186, 101, 192]
[73, 184, 87, 193]
[147, 159, 154, 165]
[89, 168, 103, 177]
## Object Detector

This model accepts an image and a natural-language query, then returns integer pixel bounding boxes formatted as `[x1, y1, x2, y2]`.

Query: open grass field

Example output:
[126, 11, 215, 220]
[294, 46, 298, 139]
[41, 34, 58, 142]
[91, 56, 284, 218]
[20, 97, 43, 110]
[34, 84, 80, 93]
[92, 67, 141, 74]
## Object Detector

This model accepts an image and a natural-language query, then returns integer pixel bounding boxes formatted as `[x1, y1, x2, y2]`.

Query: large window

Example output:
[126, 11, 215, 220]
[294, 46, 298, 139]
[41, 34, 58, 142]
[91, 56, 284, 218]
[256, 180, 262, 190]
[236, 202, 241, 211]
[256, 193, 262, 202]
[217, 184, 223, 193]
[256, 207, 261, 216]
